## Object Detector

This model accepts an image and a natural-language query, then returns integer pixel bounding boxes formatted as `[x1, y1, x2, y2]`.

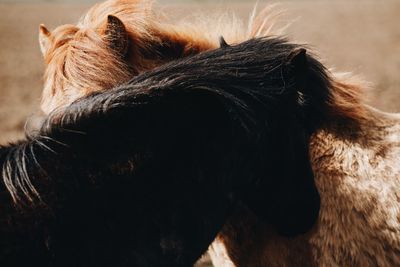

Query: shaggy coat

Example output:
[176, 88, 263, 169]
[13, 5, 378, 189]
[1, 38, 321, 267]
[210, 106, 400, 267]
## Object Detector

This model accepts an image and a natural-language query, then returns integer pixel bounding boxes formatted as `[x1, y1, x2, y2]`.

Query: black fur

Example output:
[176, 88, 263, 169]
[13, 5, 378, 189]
[219, 36, 230, 48]
[0, 37, 330, 266]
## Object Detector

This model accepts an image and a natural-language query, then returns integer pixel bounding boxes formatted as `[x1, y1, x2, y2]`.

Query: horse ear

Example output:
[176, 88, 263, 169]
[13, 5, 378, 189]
[284, 48, 308, 89]
[287, 48, 307, 69]
[104, 15, 129, 57]
[39, 24, 52, 56]
[219, 36, 230, 48]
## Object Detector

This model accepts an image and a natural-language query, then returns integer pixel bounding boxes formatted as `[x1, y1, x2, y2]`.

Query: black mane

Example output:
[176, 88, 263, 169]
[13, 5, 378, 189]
[0, 37, 328, 266]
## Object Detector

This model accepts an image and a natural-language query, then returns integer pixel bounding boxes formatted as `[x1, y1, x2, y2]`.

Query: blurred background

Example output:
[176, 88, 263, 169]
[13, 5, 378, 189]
[0, 0, 399, 144]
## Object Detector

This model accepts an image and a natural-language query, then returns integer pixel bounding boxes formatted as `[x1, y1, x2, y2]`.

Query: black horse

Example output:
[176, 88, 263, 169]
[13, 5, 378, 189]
[0, 37, 325, 267]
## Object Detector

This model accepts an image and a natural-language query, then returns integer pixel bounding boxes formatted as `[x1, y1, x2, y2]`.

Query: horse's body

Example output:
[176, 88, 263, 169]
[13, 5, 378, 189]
[1, 38, 321, 266]
[210, 106, 400, 267]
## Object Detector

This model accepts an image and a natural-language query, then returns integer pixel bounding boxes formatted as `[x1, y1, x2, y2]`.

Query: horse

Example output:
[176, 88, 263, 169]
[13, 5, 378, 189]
[38, 0, 279, 114]
[1, 37, 321, 267]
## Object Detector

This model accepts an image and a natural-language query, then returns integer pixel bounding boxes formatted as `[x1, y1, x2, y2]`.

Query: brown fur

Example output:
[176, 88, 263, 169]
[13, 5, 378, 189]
[209, 105, 400, 267]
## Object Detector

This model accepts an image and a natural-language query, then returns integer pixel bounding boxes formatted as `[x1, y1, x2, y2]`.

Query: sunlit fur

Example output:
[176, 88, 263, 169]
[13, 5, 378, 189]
[1, 38, 323, 266]
[39, 0, 284, 114]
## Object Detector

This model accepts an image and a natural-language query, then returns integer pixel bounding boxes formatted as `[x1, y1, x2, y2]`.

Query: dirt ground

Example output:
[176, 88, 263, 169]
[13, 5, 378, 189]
[0, 1, 399, 144]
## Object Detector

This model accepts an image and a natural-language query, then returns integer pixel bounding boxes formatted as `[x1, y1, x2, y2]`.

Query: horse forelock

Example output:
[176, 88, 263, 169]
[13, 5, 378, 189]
[41, 26, 132, 114]
[40, 0, 156, 114]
